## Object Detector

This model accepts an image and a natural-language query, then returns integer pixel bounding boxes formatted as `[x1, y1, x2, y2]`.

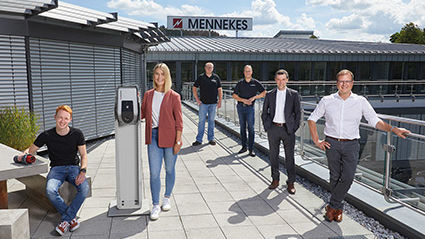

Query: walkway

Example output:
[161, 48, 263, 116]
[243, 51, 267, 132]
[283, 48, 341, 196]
[7, 106, 374, 238]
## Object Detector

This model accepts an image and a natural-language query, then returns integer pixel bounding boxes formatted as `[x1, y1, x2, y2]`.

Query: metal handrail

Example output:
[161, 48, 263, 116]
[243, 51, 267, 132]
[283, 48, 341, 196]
[182, 83, 425, 212]
[221, 80, 425, 86]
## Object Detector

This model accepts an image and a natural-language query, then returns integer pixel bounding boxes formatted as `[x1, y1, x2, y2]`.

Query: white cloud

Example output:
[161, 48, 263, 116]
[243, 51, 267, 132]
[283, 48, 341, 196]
[107, 0, 208, 20]
[306, 0, 372, 9]
[107, 0, 317, 38]
[226, 0, 315, 37]
[326, 14, 364, 31]
[307, 0, 425, 41]
[296, 13, 316, 30]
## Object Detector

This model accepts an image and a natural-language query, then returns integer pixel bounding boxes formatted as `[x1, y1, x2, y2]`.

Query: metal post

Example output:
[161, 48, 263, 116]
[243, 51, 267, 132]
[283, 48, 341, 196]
[224, 92, 227, 121]
[300, 109, 305, 156]
[258, 101, 262, 137]
[233, 99, 237, 125]
[383, 120, 392, 202]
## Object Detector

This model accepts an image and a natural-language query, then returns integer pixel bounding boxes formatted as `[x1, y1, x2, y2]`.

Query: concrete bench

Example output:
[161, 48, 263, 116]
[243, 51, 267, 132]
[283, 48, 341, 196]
[17, 174, 92, 212]
[0, 209, 30, 239]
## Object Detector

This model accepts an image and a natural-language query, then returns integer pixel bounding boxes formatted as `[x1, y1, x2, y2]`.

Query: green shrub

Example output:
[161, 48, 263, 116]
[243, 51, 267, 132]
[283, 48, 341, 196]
[0, 106, 39, 151]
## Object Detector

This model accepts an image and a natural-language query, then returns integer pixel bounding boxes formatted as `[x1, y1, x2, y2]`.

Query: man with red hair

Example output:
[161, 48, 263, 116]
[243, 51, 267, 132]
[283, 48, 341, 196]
[23, 105, 89, 236]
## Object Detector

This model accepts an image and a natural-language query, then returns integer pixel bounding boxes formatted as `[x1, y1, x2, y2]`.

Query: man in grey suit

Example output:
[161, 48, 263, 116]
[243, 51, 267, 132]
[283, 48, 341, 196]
[261, 69, 301, 193]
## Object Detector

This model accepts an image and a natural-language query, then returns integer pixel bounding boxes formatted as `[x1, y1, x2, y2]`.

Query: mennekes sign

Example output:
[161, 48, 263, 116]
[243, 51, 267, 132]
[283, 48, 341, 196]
[167, 16, 253, 31]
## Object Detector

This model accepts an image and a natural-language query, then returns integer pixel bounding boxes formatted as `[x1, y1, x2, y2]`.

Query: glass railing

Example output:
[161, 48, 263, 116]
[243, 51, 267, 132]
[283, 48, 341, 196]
[220, 80, 425, 99]
[182, 82, 425, 214]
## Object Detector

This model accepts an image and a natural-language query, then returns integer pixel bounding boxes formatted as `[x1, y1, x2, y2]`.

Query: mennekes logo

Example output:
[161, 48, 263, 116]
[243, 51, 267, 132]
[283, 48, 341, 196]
[173, 18, 182, 28]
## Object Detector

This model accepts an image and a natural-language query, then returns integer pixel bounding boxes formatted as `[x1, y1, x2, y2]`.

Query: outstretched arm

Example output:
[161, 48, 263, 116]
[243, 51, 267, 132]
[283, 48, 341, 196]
[23, 144, 39, 155]
[375, 120, 410, 139]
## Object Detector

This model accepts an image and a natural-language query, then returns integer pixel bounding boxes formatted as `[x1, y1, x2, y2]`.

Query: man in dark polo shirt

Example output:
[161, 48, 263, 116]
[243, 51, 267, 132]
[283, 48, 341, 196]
[22, 105, 89, 236]
[192, 62, 223, 146]
[232, 65, 266, 156]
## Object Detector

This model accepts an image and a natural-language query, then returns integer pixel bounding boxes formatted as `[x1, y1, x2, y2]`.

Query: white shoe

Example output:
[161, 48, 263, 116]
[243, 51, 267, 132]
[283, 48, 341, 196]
[55, 221, 70, 236]
[162, 197, 171, 211]
[150, 205, 161, 220]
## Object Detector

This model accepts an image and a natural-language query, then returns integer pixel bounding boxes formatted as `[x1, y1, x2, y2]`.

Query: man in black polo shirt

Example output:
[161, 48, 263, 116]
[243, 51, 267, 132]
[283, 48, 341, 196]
[232, 65, 266, 156]
[192, 62, 223, 146]
[23, 105, 89, 236]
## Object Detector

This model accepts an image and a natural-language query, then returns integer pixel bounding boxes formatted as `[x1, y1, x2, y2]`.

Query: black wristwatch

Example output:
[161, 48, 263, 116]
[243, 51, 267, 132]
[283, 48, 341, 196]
[80, 168, 87, 173]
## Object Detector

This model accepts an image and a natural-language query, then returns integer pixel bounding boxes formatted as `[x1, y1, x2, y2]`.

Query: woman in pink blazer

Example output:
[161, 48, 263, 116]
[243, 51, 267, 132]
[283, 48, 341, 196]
[141, 63, 183, 220]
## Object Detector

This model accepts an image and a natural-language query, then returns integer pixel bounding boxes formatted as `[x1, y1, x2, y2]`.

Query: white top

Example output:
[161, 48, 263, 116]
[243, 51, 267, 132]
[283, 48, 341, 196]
[273, 88, 287, 123]
[308, 92, 381, 139]
[152, 91, 165, 128]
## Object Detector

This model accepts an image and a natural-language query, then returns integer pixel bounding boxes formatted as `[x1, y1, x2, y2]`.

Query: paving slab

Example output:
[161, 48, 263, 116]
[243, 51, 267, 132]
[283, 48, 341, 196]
[6, 105, 375, 239]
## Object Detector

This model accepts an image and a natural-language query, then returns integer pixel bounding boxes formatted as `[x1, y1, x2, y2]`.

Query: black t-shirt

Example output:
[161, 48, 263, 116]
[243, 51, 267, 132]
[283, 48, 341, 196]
[34, 127, 85, 167]
[233, 78, 265, 104]
[193, 73, 222, 104]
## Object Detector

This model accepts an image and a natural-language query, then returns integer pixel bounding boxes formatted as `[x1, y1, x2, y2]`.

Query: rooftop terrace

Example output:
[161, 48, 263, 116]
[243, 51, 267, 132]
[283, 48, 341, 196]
[7, 106, 382, 239]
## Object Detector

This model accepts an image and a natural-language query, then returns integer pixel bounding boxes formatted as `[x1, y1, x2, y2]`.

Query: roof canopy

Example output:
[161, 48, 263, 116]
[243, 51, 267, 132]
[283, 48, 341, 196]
[0, 0, 168, 45]
[150, 36, 425, 54]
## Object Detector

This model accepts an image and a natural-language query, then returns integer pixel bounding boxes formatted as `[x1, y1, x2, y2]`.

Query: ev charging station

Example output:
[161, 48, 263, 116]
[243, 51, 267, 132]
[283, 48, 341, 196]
[108, 86, 149, 216]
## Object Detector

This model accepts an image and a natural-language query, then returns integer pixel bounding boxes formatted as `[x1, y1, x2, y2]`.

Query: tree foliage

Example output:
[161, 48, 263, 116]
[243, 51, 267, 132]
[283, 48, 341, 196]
[310, 34, 318, 39]
[390, 22, 425, 44]
[0, 106, 39, 150]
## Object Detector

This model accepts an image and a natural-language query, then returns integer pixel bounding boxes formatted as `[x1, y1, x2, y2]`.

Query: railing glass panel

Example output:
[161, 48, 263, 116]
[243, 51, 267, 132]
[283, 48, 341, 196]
[182, 82, 425, 213]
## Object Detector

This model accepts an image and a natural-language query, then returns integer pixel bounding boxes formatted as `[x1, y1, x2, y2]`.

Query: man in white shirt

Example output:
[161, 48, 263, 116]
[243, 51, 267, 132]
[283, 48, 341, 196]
[307, 69, 410, 222]
[261, 69, 301, 192]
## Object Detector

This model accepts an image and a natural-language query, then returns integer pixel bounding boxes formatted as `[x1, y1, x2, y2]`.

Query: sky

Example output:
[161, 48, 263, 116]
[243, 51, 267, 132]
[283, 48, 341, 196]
[66, 0, 425, 42]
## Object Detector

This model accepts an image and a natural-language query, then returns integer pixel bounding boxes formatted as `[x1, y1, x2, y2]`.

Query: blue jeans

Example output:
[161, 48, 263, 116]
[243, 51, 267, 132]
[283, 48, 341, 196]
[46, 165, 89, 222]
[196, 103, 217, 142]
[148, 128, 177, 205]
[237, 104, 255, 151]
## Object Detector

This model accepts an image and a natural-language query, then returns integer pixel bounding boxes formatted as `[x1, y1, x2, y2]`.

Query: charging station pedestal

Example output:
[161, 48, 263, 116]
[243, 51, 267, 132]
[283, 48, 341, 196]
[108, 86, 149, 217]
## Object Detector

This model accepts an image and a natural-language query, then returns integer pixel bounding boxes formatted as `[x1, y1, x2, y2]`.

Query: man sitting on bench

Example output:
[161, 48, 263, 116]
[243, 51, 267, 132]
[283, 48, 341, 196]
[22, 105, 89, 236]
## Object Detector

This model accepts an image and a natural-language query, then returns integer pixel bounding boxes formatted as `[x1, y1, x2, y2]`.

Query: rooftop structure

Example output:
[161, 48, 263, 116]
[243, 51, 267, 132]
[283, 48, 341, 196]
[148, 36, 425, 60]
[274, 30, 314, 39]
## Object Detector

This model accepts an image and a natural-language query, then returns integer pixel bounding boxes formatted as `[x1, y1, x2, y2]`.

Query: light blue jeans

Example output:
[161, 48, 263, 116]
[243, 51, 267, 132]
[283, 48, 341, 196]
[46, 165, 89, 222]
[196, 103, 217, 142]
[148, 128, 178, 205]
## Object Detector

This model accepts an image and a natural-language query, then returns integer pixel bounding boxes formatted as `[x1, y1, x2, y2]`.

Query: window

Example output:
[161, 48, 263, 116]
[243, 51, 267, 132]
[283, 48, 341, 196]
[298, 62, 311, 81]
[181, 62, 193, 82]
[313, 62, 326, 81]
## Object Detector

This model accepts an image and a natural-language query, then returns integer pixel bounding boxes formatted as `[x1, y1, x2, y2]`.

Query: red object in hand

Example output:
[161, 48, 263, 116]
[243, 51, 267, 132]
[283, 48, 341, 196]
[13, 154, 36, 165]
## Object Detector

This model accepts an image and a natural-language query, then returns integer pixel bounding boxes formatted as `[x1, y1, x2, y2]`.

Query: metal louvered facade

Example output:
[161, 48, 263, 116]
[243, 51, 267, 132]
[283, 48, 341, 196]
[0, 35, 29, 109]
[122, 49, 142, 90]
[30, 38, 121, 139]
[0, 0, 168, 141]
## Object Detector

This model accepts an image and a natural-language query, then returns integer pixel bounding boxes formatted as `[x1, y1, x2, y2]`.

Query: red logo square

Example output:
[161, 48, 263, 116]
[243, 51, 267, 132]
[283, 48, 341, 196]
[173, 18, 182, 28]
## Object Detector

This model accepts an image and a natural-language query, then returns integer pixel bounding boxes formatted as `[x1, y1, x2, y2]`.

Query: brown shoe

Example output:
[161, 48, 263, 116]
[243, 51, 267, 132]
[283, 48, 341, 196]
[268, 180, 279, 189]
[286, 182, 296, 194]
[334, 209, 343, 222]
[324, 205, 335, 222]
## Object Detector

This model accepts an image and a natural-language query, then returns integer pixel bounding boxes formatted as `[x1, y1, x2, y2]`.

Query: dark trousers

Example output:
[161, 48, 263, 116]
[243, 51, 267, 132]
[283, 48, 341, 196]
[237, 104, 255, 151]
[267, 124, 296, 183]
[325, 137, 360, 210]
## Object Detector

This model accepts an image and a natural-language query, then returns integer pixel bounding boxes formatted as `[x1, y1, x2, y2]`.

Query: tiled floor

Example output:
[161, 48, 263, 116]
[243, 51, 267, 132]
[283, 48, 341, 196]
[7, 106, 374, 239]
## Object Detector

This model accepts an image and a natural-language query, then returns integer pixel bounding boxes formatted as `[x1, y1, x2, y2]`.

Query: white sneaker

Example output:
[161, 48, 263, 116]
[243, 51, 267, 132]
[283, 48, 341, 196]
[150, 205, 161, 220]
[162, 197, 171, 211]
[55, 221, 70, 236]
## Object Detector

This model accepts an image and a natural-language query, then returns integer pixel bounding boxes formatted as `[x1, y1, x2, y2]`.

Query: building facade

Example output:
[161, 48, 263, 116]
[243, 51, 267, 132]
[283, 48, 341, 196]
[146, 36, 425, 99]
[0, 0, 167, 140]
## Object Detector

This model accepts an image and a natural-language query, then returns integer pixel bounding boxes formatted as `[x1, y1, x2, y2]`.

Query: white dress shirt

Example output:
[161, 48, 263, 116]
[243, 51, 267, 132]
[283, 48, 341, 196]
[273, 88, 287, 123]
[152, 90, 165, 128]
[308, 92, 381, 139]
